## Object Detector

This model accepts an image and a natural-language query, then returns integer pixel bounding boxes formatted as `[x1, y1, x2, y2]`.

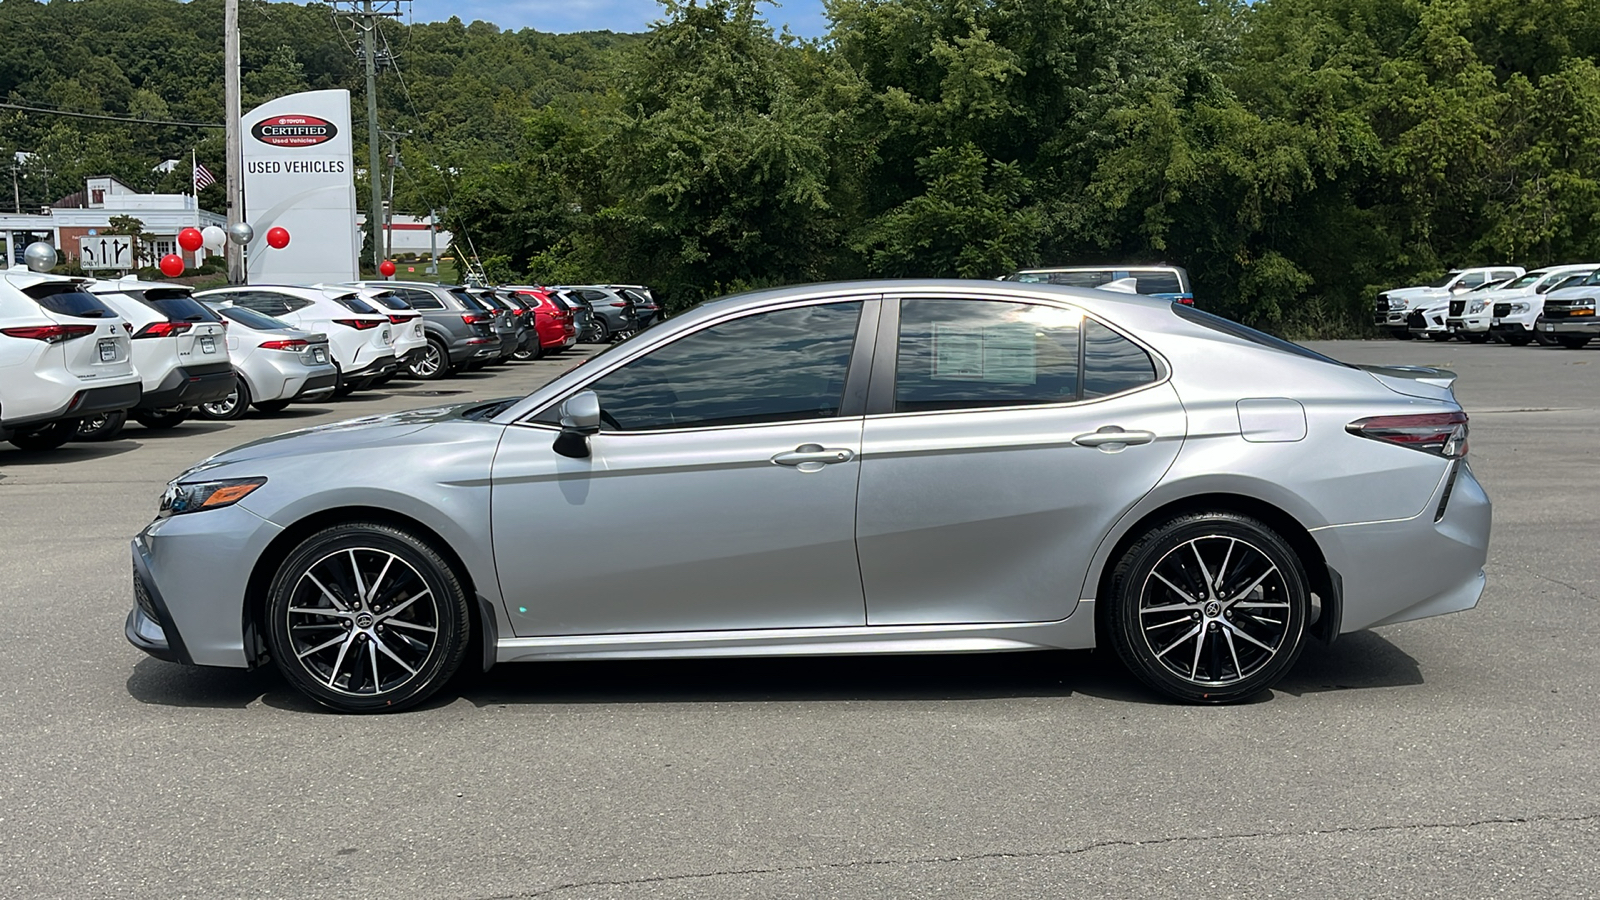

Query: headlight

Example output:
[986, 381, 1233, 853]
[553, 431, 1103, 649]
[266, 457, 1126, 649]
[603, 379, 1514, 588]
[1510, 302, 1530, 314]
[1468, 301, 1486, 314]
[158, 477, 267, 517]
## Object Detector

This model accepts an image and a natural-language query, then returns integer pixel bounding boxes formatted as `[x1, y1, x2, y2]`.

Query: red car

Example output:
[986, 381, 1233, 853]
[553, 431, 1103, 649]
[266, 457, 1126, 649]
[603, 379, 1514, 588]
[505, 287, 576, 359]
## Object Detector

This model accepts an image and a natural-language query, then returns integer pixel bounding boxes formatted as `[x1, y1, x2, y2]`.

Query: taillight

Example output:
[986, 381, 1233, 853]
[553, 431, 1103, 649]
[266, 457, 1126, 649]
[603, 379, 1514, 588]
[462, 313, 488, 325]
[1347, 412, 1469, 458]
[334, 318, 382, 330]
[387, 314, 416, 325]
[1, 324, 97, 343]
[259, 339, 310, 351]
[609, 302, 628, 307]
[133, 321, 193, 339]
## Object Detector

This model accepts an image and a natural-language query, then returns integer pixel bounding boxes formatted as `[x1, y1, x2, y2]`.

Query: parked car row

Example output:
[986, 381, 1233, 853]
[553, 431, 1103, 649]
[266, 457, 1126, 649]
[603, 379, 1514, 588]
[1375, 264, 1600, 345]
[1, 269, 643, 452]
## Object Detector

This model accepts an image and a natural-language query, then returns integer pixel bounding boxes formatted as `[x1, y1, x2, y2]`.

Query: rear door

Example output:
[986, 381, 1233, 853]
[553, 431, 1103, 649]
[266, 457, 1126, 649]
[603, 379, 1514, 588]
[26, 283, 132, 378]
[855, 295, 1185, 626]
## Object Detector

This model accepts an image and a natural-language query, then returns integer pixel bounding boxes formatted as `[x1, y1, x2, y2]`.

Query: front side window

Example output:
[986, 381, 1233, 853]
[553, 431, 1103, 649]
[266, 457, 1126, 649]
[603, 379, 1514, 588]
[400, 288, 444, 309]
[584, 302, 862, 431]
[895, 299, 1083, 413]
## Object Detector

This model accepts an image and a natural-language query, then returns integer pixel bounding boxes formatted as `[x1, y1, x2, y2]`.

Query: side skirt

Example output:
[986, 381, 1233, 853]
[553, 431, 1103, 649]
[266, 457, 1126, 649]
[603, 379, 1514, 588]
[496, 602, 1098, 663]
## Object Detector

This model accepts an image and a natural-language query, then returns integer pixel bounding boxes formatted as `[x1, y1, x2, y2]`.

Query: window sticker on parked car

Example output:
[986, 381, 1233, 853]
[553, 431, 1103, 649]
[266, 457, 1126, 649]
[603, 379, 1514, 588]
[933, 323, 1037, 384]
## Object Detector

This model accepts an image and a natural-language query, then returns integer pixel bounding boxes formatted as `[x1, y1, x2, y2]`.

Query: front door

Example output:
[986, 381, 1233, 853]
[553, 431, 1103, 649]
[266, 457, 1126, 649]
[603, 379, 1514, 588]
[856, 296, 1186, 625]
[491, 299, 877, 637]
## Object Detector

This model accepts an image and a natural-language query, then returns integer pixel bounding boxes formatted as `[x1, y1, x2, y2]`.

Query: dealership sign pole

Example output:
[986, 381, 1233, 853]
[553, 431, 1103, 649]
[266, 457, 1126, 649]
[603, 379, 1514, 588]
[224, 0, 245, 284]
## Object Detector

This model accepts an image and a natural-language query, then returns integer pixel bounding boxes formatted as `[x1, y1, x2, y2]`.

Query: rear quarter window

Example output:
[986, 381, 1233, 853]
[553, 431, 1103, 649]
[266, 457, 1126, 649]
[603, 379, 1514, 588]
[24, 284, 117, 318]
[132, 291, 222, 323]
[329, 294, 379, 314]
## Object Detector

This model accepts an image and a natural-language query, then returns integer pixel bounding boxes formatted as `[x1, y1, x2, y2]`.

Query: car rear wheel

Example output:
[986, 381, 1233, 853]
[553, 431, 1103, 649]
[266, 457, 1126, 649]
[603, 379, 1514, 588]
[8, 419, 79, 451]
[1107, 512, 1310, 704]
[408, 338, 449, 380]
[1556, 335, 1590, 349]
[589, 319, 610, 343]
[198, 375, 251, 421]
[265, 522, 470, 713]
[76, 409, 127, 441]
[133, 407, 189, 429]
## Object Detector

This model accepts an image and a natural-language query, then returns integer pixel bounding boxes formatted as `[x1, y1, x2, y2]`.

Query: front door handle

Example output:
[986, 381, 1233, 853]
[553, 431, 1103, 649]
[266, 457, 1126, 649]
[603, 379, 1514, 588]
[772, 443, 855, 471]
[1073, 426, 1157, 450]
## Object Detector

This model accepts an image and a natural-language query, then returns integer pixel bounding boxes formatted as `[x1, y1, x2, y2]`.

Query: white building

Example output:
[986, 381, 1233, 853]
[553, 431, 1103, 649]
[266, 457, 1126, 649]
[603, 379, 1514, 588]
[0, 176, 225, 270]
[355, 212, 453, 257]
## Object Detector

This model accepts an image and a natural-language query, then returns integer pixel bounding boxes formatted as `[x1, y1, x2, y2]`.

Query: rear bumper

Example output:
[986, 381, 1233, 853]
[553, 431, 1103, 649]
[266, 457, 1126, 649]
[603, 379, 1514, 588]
[141, 362, 235, 409]
[291, 371, 339, 400]
[1312, 461, 1491, 632]
[344, 354, 397, 381]
[1, 379, 142, 429]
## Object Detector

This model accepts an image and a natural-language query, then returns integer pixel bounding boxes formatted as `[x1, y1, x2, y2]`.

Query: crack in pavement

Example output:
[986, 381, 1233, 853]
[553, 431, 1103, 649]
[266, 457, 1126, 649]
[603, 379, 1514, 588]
[1521, 567, 1600, 603]
[468, 811, 1600, 899]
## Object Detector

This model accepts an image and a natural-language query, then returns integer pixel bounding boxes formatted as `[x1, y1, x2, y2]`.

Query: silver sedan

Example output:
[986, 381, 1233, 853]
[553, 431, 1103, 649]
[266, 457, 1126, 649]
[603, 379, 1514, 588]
[126, 280, 1491, 712]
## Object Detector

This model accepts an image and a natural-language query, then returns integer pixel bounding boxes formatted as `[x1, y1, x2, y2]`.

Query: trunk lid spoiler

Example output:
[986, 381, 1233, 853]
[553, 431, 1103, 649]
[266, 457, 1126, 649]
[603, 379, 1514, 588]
[1359, 365, 1459, 402]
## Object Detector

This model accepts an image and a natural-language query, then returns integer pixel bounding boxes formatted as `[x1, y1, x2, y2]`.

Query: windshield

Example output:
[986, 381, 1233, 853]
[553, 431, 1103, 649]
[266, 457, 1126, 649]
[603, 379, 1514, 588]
[360, 291, 411, 310]
[25, 283, 115, 318]
[1502, 273, 1543, 291]
[131, 291, 224, 322]
[451, 289, 493, 311]
[1579, 271, 1600, 287]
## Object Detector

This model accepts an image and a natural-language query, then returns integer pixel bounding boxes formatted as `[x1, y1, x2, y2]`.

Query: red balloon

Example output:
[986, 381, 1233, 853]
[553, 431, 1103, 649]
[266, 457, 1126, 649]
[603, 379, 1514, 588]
[158, 254, 185, 277]
[177, 227, 204, 252]
[378, 259, 396, 277]
[265, 227, 290, 249]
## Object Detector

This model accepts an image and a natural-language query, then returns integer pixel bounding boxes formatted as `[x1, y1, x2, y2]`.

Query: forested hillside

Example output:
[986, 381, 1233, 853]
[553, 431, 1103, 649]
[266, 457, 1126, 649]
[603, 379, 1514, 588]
[2, 0, 1598, 334]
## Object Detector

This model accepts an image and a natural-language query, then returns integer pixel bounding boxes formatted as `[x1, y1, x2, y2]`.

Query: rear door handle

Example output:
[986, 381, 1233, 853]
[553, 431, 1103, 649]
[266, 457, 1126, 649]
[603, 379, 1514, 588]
[1073, 426, 1157, 450]
[772, 443, 855, 472]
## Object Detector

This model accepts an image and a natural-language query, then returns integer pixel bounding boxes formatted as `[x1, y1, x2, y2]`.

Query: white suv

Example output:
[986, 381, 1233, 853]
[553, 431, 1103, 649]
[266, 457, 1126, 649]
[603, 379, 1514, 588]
[83, 279, 235, 436]
[0, 269, 140, 451]
[195, 285, 396, 395]
[1374, 266, 1524, 339]
[1484, 265, 1598, 345]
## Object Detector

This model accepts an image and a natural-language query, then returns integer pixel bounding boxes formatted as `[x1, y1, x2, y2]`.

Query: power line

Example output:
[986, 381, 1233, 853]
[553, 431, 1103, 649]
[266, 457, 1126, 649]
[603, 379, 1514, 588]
[0, 101, 223, 129]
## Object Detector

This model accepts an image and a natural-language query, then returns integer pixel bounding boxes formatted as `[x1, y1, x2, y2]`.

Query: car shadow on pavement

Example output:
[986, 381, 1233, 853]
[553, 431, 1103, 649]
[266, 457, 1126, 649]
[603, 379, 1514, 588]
[124, 632, 1423, 712]
[0, 443, 142, 465]
[125, 423, 234, 439]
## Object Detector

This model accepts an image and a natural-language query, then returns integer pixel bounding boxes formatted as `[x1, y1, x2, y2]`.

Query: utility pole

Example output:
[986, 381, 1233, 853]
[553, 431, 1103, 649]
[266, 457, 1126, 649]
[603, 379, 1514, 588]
[381, 129, 407, 260]
[224, 0, 245, 284]
[333, 2, 406, 276]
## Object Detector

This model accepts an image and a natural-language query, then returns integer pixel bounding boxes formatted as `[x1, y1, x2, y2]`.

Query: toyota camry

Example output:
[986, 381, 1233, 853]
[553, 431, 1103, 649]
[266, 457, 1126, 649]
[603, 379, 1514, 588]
[127, 280, 1490, 712]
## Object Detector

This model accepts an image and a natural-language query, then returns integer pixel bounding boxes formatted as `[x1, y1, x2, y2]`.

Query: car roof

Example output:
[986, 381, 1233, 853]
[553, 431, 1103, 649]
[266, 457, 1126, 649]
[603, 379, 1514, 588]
[86, 277, 193, 294]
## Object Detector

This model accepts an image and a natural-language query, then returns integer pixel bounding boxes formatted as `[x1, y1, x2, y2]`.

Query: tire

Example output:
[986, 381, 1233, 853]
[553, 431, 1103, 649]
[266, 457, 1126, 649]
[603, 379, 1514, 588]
[197, 375, 251, 421]
[1394, 330, 1414, 340]
[512, 338, 542, 361]
[1535, 331, 1556, 346]
[253, 399, 293, 414]
[76, 409, 128, 441]
[1464, 333, 1490, 344]
[265, 522, 471, 714]
[1556, 335, 1590, 349]
[1428, 332, 1453, 342]
[408, 338, 449, 381]
[8, 419, 79, 451]
[1106, 512, 1311, 704]
[589, 319, 610, 343]
[133, 407, 189, 429]
[1504, 333, 1532, 347]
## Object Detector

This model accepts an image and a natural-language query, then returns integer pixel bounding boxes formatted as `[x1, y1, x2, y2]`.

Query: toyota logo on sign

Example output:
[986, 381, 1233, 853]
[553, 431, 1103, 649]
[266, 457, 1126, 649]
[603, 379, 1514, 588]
[251, 115, 338, 148]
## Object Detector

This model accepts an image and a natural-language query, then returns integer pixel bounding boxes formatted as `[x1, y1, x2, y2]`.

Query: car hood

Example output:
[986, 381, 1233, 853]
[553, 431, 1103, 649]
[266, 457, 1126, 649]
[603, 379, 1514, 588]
[1384, 286, 1450, 302]
[179, 400, 512, 476]
[1543, 284, 1600, 301]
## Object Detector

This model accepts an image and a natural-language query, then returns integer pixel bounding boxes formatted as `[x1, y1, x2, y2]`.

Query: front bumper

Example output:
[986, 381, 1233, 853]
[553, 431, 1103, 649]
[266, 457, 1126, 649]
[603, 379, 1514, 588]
[126, 505, 284, 668]
[1540, 317, 1600, 336]
[141, 362, 235, 409]
[1446, 314, 1490, 334]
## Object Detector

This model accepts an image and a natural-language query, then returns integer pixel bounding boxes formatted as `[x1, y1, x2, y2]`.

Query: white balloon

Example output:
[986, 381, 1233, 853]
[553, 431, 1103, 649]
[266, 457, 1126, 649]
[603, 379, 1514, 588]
[201, 225, 227, 253]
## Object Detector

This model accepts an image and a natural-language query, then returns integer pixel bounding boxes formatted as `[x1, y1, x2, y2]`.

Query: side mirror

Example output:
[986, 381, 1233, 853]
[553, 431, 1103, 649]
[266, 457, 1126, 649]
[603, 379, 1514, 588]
[553, 390, 601, 459]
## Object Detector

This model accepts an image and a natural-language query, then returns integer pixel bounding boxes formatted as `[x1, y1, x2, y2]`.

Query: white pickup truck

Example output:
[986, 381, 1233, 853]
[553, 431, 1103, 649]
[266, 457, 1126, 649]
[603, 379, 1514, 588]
[1374, 266, 1524, 339]
[1483, 265, 1597, 345]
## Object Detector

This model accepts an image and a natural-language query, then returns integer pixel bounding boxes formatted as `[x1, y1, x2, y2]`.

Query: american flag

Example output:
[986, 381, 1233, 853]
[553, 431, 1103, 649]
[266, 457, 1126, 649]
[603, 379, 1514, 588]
[194, 161, 216, 192]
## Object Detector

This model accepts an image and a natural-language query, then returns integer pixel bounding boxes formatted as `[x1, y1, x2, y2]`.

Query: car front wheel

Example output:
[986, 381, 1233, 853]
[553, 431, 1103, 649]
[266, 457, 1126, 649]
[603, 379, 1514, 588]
[265, 522, 470, 713]
[1107, 512, 1310, 704]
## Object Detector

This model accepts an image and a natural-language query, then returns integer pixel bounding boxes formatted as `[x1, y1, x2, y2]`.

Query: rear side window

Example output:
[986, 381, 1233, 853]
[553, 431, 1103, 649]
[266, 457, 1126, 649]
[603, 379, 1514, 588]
[217, 306, 290, 330]
[225, 292, 306, 317]
[25, 284, 116, 318]
[450, 289, 491, 311]
[399, 288, 444, 309]
[895, 299, 1081, 412]
[1128, 271, 1182, 295]
[128, 291, 222, 323]
[362, 292, 410, 311]
[329, 293, 379, 314]
[1083, 321, 1158, 398]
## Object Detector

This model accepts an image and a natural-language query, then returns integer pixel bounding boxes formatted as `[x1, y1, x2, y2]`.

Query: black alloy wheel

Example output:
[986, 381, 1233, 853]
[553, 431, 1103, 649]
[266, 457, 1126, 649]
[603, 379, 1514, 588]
[1107, 512, 1310, 704]
[76, 409, 128, 441]
[265, 522, 470, 713]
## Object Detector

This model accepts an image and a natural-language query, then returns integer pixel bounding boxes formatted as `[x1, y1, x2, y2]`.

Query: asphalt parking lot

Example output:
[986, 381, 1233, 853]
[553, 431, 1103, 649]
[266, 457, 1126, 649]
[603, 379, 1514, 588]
[2, 339, 1597, 898]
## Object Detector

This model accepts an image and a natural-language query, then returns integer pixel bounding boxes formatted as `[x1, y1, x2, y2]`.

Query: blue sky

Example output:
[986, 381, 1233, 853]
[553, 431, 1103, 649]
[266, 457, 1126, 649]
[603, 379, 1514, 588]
[404, 0, 831, 39]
